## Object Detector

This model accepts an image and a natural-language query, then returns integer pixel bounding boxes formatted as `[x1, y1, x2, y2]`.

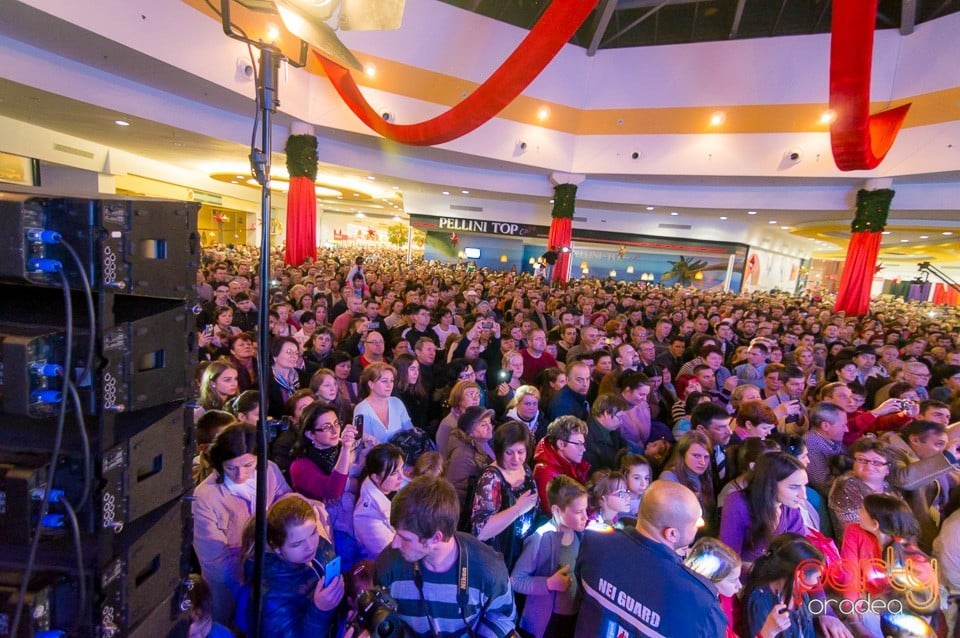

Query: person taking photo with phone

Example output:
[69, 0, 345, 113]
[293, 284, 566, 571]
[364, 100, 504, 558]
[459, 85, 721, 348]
[260, 494, 344, 638]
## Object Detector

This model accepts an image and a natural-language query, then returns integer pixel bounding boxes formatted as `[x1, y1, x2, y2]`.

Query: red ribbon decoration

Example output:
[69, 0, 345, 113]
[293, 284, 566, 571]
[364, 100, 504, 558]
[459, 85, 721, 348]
[285, 176, 317, 266]
[315, 0, 598, 146]
[829, 0, 911, 171]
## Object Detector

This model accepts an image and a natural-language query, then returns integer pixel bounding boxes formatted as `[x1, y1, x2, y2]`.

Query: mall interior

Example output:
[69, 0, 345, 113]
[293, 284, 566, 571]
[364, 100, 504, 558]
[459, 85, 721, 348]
[0, 1, 958, 636]
[0, 0, 958, 291]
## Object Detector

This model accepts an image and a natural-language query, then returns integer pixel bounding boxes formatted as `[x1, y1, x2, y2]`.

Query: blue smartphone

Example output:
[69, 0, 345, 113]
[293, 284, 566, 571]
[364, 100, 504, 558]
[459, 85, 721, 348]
[323, 555, 341, 587]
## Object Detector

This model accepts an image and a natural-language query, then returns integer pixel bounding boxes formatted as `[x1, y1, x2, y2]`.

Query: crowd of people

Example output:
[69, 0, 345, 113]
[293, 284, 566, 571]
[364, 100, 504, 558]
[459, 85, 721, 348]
[185, 242, 960, 638]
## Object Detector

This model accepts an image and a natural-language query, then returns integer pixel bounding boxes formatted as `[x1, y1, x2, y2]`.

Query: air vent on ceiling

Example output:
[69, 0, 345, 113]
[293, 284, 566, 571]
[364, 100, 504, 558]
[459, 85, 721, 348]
[53, 143, 94, 159]
[658, 223, 692, 230]
[450, 204, 483, 212]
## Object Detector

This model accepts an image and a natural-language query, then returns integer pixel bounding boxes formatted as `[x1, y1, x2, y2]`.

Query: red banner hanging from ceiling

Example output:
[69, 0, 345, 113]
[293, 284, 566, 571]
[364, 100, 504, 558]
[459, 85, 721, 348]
[829, 0, 911, 171]
[315, 0, 598, 146]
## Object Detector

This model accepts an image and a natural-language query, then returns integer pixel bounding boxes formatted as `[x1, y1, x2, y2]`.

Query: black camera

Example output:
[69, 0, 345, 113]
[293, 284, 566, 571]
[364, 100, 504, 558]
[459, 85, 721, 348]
[264, 417, 292, 443]
[356, 587, 403, 637]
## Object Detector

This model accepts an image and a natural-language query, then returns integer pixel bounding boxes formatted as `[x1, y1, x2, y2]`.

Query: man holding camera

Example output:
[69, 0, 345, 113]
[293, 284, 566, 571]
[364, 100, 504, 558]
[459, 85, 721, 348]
[374, 476, 518, 637]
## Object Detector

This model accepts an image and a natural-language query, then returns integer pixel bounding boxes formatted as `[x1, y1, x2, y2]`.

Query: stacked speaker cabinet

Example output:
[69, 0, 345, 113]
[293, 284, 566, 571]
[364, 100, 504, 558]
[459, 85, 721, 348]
[0, 196, 200, 638]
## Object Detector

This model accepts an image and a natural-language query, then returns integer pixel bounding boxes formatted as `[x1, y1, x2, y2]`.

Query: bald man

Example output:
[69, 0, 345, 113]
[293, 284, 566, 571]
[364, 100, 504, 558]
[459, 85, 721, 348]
[575, 481, 726, 637]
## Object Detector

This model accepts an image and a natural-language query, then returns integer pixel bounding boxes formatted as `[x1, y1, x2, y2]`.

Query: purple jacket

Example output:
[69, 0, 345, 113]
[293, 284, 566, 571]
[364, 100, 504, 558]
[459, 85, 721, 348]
[719, 489, 805, 562]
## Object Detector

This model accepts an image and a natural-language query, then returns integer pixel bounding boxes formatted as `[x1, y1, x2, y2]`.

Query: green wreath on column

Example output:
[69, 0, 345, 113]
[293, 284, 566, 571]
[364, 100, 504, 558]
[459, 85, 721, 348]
[851, 188, 893, 232]
[285, 134, 318, 179]
[552, 183, 577, 219]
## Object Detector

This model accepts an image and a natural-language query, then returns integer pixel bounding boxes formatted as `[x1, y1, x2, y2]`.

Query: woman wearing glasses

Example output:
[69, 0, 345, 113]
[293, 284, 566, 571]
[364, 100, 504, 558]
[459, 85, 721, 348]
[289, 400, 373, 567]
[586, 470, 633, 528]
[827, 438, 896, 538]
[436, 379, 483, 456]
[289, 401, 362, 502]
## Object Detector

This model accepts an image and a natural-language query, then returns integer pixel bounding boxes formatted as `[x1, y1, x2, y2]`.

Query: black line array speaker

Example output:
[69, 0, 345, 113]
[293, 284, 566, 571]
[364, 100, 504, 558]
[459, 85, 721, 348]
[0, 197, 200, 638]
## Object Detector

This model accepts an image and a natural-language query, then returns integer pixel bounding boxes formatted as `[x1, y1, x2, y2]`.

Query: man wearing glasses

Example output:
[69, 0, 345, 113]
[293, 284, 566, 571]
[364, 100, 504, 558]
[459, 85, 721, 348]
[532, 416, 591, 514]
[882, 420, 960, 551]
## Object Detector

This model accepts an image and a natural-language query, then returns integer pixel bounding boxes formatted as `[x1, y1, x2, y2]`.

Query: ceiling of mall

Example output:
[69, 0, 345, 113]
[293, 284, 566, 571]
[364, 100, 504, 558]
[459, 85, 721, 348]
[443, 0, 960, 49]
[0, 0, 958, 267]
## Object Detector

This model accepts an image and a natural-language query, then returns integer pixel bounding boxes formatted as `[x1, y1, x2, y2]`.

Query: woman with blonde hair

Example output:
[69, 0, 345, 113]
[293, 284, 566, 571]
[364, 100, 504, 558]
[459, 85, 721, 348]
[503, 385, 548, 442]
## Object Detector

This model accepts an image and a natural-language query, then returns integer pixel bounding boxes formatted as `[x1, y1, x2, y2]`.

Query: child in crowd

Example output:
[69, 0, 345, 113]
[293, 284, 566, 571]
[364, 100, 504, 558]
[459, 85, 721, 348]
[684, 537, 790, 638]
[510, 475, 589, 638]
[193, 410, 236, 485]
[839, 493, 938, 637]
[618, 454, 653, 517]
[185, 574, 234, 638]
[412, 450, 444, 478]
[586, 469, 633, 528]
[260, 494, 344, 638]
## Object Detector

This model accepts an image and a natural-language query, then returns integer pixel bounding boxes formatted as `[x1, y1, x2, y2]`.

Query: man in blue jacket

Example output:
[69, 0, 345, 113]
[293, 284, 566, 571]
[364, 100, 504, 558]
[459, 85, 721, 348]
[575, 480, 727, 637]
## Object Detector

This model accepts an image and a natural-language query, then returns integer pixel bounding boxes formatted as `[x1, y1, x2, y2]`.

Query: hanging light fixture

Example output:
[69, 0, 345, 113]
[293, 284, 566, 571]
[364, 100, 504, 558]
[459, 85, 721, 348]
[626, 265, 634, 274]
[225, 0, 407, 71]
[609, 269, 617, 277]
[500, 254, 508, 263]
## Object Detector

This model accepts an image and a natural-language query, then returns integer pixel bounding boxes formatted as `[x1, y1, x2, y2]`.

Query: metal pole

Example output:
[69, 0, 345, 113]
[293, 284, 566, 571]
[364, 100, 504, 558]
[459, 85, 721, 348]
[406, 224, 413, 265]
[253, 43, 280, 638]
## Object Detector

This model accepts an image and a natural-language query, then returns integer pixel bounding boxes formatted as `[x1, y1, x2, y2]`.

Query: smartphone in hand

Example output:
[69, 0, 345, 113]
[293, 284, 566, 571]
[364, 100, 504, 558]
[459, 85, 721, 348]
[323, 555, 341, 587]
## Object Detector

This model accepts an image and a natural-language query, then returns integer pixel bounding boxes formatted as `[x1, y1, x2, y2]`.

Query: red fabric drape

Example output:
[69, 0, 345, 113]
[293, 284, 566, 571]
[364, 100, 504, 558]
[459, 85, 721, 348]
[314, 0, 598, 146]
[829, 0, 911, 171]
[547, 217, 572, 283]
[284, 176, 316, 266]
[933, 284, 960, 307]
[833, 232, 881, 316]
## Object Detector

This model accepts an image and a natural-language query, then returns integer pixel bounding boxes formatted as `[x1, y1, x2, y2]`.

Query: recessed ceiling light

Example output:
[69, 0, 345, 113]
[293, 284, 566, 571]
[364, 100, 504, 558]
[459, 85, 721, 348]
[919, 235, 929, 239]
[747, 210, 757, 215]
[900, 239, 909, 242]
[819, 110, 836, 124]
[392, 185, 400, 190]
[364, 64, 376, 78]
[115, 119, 130, 126]
[442, 191, 450, 195]
[367, 175, 376, 180]
[719, 216, 728, 220]
[781, 226, 791, 230]
[670, 211, 679, 216]
[352, 193, 360, 197]
[943, 231, 953, 236]
[549, 199, 555, 204]
[537, 107, 550, 121]
[881, 231, 891, 235]
[709, 111, 726, 126]
[355, 212, 365, 218]
[646, 206, 654, 211]
[266, 24, 280, 41]
[768, 220, 777, 224]
[461, 189, 469, 194]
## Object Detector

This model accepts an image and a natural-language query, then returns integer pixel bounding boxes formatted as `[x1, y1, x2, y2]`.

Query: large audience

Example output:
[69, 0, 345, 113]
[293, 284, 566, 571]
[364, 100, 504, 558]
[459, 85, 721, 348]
[187, 242, 960, 638]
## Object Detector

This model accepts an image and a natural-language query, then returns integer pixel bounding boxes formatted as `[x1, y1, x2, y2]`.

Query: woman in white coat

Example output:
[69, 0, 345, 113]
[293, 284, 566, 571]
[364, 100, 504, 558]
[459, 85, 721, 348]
[353, 443, 406, 559]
